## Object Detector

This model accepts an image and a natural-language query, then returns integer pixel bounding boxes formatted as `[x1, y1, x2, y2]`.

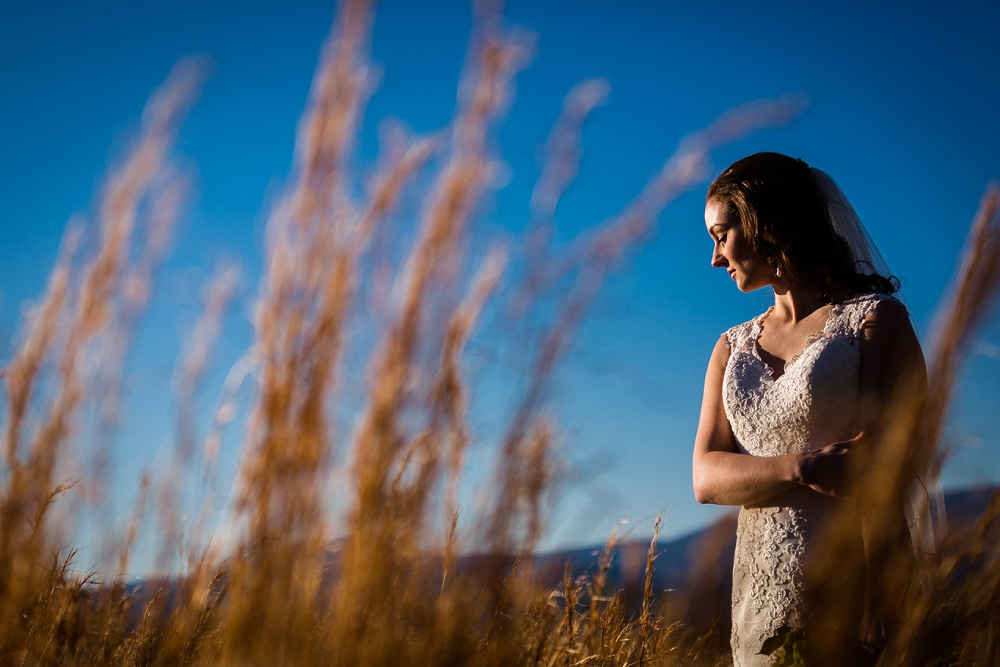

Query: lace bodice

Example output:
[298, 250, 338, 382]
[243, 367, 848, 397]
[723, 292, 894, 666]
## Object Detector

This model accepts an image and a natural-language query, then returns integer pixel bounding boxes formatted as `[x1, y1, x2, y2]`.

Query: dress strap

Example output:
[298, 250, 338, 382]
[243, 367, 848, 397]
[829, 292, 901, 339]
[724, 311, 769, 352]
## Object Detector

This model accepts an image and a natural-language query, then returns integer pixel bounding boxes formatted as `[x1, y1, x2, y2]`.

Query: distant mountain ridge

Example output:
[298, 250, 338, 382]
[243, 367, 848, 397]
[524, 485, 999, 620]
[127, 485, 997, 628]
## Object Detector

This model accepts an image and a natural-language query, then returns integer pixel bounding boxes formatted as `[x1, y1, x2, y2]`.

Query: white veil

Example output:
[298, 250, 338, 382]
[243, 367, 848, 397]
[811, 167, 945, 562]
[811, 168, 895, 283]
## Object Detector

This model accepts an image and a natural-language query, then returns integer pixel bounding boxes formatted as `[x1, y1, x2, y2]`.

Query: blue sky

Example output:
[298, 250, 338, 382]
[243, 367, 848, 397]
[2, 0, 999, 557]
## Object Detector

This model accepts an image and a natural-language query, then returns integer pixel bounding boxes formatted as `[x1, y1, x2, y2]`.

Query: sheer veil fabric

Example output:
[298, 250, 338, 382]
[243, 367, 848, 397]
[811, 168, 894, 283]
[810, 167, 944, 561]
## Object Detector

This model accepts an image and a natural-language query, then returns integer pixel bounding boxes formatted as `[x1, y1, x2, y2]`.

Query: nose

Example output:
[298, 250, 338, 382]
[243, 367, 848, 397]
[711, 244, 727, 268]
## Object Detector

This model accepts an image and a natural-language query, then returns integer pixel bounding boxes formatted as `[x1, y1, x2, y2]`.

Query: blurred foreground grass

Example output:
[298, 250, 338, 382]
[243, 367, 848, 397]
[1, 2, 999, 666]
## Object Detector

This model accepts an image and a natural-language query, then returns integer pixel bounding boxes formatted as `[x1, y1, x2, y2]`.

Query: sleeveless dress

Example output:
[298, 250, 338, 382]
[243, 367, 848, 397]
[722, 292, 895, 666]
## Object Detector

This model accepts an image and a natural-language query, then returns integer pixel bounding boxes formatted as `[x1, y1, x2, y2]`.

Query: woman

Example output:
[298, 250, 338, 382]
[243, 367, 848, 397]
[691, 152, 925, 666]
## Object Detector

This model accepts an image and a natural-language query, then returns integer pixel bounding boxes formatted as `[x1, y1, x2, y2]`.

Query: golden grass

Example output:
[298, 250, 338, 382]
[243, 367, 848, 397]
[2, 2, 997, 666]
[802, 186, 1000, 667]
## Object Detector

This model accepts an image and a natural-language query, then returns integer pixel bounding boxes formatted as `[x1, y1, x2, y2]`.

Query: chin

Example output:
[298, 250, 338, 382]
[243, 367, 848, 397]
[736, 278, 767, 293]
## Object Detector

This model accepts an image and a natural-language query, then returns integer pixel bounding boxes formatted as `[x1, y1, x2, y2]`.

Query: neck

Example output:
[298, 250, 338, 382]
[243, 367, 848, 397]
[771, 283, 828, 323]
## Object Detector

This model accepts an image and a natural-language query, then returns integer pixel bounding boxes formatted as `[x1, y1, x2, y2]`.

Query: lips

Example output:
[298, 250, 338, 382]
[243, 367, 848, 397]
[727, 269, 736, 280]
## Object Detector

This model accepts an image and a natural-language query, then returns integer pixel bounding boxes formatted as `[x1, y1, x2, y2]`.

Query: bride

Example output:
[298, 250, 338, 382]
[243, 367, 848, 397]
[691, 152, 926, 665]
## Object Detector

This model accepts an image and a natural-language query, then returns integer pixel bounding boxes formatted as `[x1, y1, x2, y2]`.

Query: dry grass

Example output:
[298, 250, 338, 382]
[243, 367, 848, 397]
[1, 2, 997, 667]
[803, 186, 1000, 667]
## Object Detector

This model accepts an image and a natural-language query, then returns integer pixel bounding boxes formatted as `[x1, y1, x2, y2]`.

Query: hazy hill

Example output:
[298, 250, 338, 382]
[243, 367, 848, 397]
[129, 485, 997, 630]
[525, 485, 999, 624]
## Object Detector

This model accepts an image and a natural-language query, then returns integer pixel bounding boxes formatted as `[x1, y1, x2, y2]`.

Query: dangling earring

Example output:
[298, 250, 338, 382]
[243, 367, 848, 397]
[775, 265, 782, 278]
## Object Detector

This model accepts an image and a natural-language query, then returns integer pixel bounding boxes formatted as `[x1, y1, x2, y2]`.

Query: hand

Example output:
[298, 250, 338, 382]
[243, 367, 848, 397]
[795, 432, 867, 498]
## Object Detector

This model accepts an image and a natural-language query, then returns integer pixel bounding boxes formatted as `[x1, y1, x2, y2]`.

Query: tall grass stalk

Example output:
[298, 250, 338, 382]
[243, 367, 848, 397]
[9, 2, 998, 667]
[806, 185, 1000, 667]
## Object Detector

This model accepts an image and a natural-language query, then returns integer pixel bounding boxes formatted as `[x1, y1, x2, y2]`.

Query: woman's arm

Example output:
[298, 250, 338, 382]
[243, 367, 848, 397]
[859, 299, 926, 438]
[857, 298, 927, 643]
[691, 335, 801, 506]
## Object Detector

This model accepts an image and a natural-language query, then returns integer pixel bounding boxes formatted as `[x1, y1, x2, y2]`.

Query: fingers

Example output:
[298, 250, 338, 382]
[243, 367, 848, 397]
[816, 432, 867, 451]
[840, 431, 867, 448]
[806, 444, 850, 455]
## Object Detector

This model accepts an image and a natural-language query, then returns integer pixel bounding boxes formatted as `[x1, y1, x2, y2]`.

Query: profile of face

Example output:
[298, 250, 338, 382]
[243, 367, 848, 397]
[704, 197, 775, 292]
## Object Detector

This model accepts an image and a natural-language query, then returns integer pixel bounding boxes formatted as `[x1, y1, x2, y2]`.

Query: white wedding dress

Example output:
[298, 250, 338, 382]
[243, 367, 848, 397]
[722, 292, 893, 666]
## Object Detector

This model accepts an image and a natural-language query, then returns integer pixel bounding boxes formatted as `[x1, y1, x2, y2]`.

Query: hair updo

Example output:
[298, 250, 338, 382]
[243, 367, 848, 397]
[706, 152, 899, 303]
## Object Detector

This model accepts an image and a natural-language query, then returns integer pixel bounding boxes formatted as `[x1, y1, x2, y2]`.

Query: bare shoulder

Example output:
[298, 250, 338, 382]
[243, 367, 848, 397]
[708, 332, 732, 372]
[862, 297, 915, 343]
[714, 331, 732, 355]
[860, 296, 925, 392]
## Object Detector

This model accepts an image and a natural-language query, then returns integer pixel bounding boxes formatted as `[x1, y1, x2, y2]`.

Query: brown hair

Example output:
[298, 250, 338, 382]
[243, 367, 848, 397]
[707, 152, 899, 302]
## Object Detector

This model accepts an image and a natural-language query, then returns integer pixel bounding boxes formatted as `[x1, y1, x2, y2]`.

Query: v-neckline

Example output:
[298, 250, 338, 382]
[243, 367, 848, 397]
[752, 304, 838, 382]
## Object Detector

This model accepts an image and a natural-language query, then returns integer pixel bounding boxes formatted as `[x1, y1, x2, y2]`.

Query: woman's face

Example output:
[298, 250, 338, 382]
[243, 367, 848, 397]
[704, 198, 774, 292]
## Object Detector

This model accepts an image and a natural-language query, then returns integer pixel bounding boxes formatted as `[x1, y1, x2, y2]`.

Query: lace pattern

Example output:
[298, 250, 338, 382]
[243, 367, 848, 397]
[722, 292, 895, 666]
